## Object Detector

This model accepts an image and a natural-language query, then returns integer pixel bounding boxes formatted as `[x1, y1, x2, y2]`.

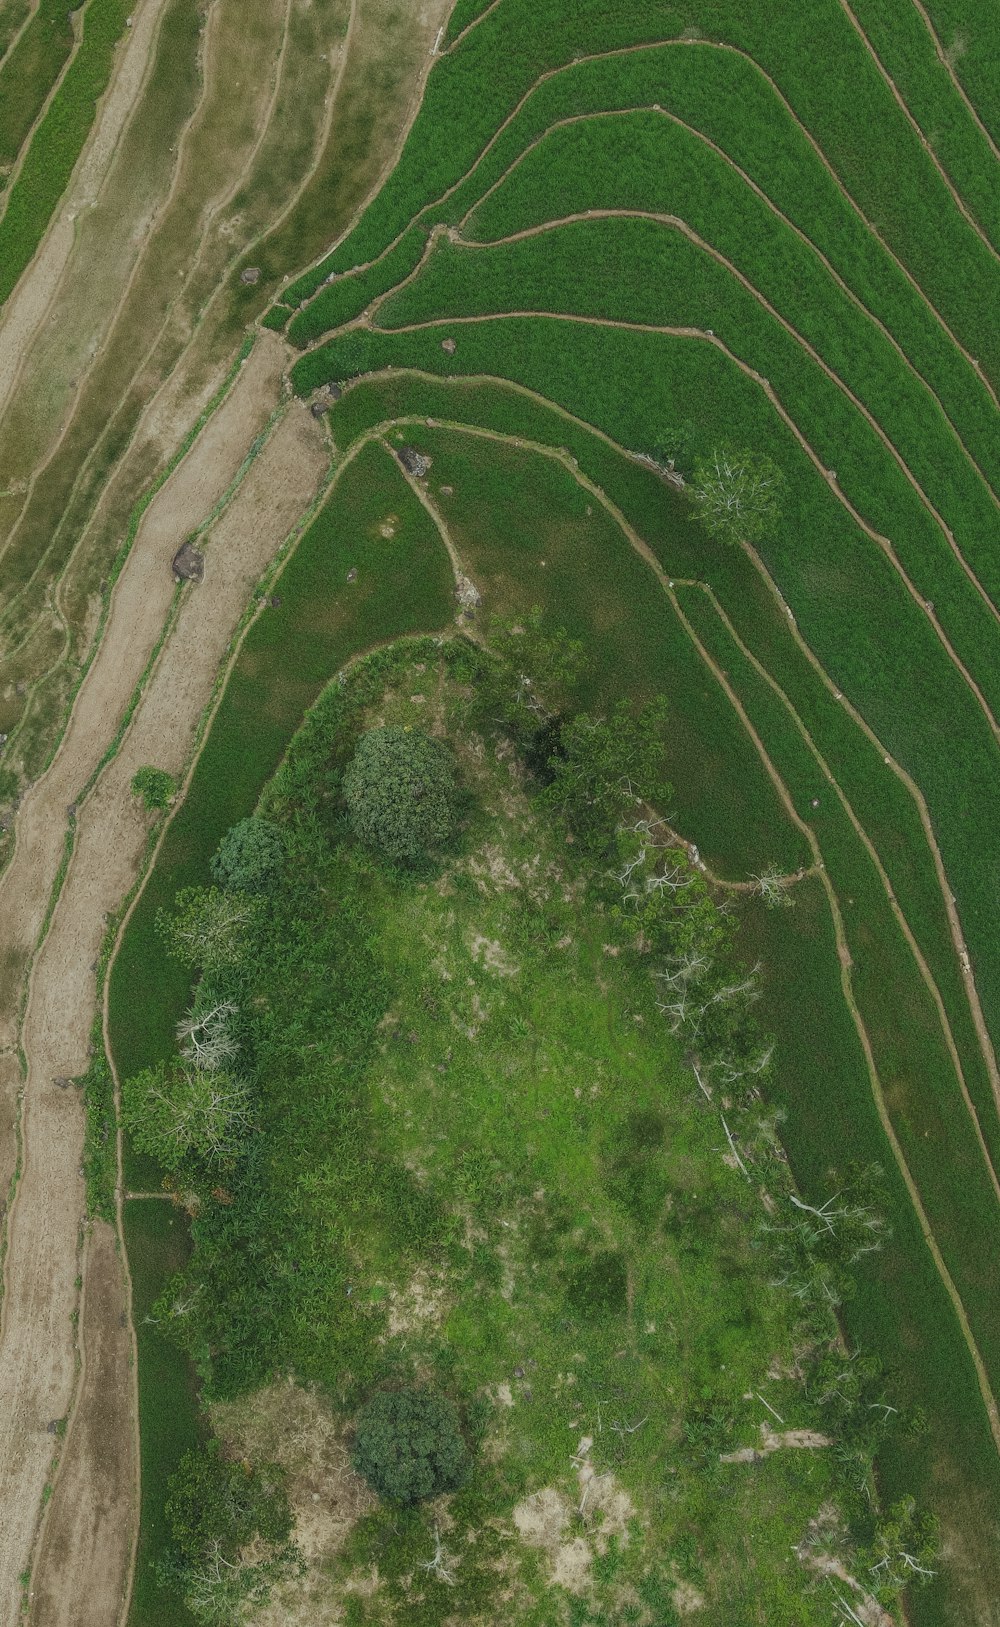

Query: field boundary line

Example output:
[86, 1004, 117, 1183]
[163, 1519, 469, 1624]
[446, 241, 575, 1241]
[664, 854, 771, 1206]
[0, 0, 88, 234]
[290, 36, 1000, 415]
[454, 208, 1000, 621]
[0, 0, 215, 586]
[837, 0, 1000, 260]
[352, 368, 1000, 1127]
[0, 0, 174, 430]
[682, 578, 1000, 1205]
[458, 103, 1000, 511]
[442, 0, 502, 56]
[0, 0, 44, 70]
[371, 310, 1000, 755]
[908, 0, 1000, 159]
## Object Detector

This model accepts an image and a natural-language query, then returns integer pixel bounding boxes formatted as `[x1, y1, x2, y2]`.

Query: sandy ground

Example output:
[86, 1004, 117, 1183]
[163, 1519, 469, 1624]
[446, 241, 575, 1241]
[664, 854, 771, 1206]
[0, 328, 325, 1624]
[27, 1223, 135, 1627]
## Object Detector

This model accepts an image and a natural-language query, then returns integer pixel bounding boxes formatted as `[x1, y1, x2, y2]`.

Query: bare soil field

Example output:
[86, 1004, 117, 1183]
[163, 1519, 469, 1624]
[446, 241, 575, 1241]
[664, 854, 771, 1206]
[0, 329, 325, 1621]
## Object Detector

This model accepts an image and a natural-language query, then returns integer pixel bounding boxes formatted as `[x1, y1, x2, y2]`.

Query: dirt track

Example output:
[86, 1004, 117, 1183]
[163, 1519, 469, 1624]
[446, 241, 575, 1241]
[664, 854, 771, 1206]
[0, 329, 326, 1625]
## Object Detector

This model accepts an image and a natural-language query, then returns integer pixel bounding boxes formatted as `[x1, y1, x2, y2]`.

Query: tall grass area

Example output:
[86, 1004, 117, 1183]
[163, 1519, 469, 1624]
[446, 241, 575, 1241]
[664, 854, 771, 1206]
[0, 0, 130, 306]
[124, 1199, 200, 1627]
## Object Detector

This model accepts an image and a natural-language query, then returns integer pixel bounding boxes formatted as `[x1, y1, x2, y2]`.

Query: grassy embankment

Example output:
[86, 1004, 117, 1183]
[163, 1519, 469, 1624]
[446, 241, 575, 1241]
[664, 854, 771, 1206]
[111, 441, 456, 1625]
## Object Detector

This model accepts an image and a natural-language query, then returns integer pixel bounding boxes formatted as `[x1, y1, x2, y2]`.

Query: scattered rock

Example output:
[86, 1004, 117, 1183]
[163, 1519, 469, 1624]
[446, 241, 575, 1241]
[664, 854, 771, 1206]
[441, 337, 457, 355]
[46, 1419, 59, 1435]
[397, 444, 431, 477]
[15, 681, 26, 696]
[327, 382, 343, 401]
[311, 400, 329, 419]
[455, 574, 481, 609]
[269, 594, 282, 609]
[171, 540, 204, 583]
[240, 266, 261, 285]
[67, 803, 76, 818]
[346, 567, 358, 582]
[440, 484, 453, 495]
[53, 1076, 72, 1090]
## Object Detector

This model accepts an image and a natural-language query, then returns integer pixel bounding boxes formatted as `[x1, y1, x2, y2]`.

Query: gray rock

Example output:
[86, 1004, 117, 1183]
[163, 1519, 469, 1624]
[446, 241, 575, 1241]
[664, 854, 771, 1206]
[240, 266, 261, 285]
[172, 540, 205, 583]
[397, 445, 431, 478]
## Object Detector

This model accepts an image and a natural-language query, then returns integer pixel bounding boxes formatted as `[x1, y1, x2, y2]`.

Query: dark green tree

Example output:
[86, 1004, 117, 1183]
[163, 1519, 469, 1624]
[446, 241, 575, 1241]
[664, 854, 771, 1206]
[162, 1440, 299, 1623]
[211, 817, 286, 894]
[352, 1387, 470, 1503]
[343, 727, 458, 865]
[542, 698, 669, 853]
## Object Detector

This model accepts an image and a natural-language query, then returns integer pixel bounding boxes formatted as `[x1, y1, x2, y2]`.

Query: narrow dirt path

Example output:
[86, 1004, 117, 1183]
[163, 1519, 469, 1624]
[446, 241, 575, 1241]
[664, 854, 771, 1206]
[367, 406, 1000, 1454]
[376, 309, 1000, 758]
[460, 103, 1000, 510]
[908, 0, 1000, 159]
[836, 0, 1000, 261]
[0, 333, 320, 1623]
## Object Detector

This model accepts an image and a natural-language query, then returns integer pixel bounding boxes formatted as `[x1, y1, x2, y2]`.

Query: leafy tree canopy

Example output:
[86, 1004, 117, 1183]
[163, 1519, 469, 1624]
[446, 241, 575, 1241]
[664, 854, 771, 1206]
[162, 1441, 298, 1624]
[688, 447, 784, 546]
[344, 726, 458, 865]
[211, 817, 286, 894]
[121, 1058, 251, 1170]
[352, 1387, 471, 1503]
[542, 697, 670, 854]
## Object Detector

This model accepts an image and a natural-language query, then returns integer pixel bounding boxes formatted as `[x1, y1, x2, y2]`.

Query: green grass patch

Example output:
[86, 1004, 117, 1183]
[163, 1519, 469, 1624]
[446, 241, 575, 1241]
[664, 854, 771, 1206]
[0, 0, 78, 168]
[124, 1198, 201, 1627]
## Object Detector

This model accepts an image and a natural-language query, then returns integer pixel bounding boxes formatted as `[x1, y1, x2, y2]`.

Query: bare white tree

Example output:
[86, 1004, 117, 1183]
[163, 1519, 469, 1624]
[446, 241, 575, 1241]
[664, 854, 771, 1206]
[176, 1001, 238, 1071]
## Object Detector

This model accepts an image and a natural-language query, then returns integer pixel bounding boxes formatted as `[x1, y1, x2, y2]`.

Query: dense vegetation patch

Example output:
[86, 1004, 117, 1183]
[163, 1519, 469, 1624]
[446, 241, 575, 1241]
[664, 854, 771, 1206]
[119, 635, 934, 1624]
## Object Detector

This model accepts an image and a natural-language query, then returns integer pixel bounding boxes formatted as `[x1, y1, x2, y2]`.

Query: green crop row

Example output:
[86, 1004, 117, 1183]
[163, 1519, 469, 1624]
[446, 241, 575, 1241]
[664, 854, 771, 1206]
[468, 111, 1000, 553]
[918, 0, 1000, 138]
[282, 0, 1000, 388]
[742, 879, 1000, 1627]
[321, 372, 1000, 1174]
[464, 111, 1000, 583]
[289, 42, 1000, 528]
[0, 0, 31, 65]
[848, 0, 1000, 250]
[676, 583, 1000, 1388]
[0, 0, 130, 307]
[376, 221, 1000, 720]
[304, 331, 1000, 1084]
[0, 0, 79, 167]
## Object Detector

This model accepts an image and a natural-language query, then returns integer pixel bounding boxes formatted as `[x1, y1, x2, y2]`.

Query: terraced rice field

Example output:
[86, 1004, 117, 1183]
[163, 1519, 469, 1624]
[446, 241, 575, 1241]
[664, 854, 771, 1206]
[0, 0, 998, 1623]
